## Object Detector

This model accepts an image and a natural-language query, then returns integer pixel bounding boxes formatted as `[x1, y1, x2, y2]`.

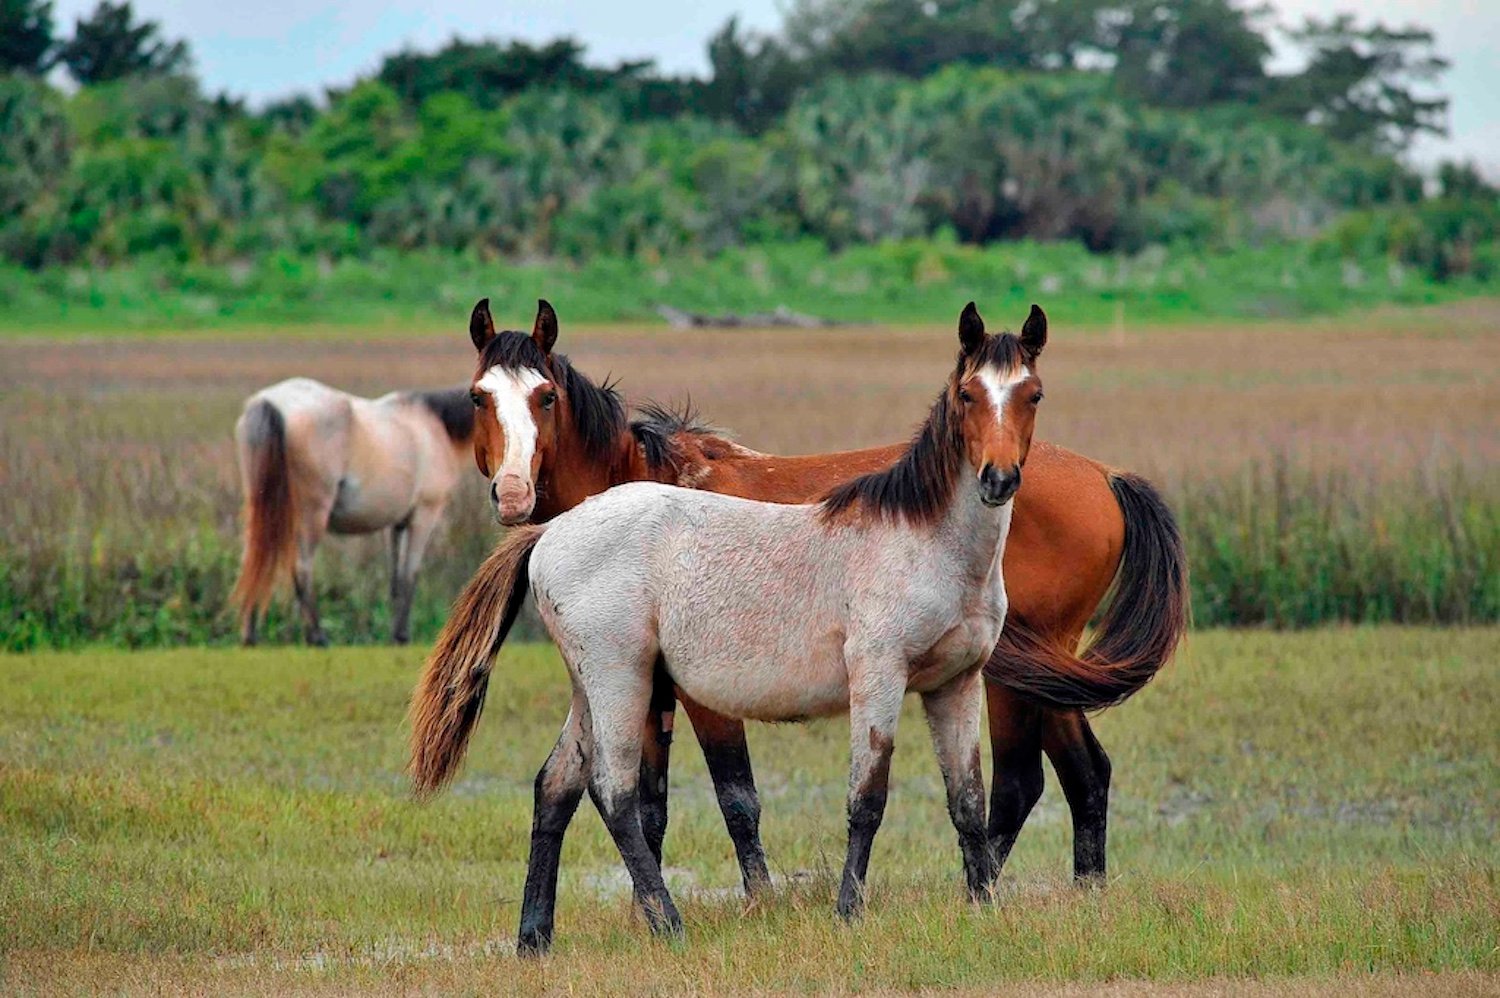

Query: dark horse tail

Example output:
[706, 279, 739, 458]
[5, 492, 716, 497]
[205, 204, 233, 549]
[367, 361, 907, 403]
[409, 525, 545, 798]
[985, 471, 1188, 711]
[230, 399, 297, 640]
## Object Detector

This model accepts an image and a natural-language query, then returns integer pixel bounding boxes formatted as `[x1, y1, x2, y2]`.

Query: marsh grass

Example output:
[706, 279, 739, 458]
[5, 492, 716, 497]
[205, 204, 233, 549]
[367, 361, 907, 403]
[3, 305, 1496, 647]
[0, 629, 1495, 991]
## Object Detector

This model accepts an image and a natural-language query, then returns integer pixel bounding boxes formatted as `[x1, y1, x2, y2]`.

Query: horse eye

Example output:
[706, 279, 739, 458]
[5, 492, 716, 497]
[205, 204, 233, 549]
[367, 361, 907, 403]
[958, 389, 974, 404]
[540, 391, 557, 410]
[469, 391, 483, 408]
[1031, 391, 1044, 405]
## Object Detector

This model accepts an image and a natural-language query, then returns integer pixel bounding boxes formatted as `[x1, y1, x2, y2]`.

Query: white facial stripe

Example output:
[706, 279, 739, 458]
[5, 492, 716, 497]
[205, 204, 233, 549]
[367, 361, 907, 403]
[476, 366, 548, 477]
[976, 366, 1031, 427]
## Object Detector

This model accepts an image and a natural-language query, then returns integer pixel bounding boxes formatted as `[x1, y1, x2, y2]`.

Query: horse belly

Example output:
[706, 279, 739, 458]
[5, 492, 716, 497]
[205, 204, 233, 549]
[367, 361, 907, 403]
[327, 419, 422, 533]
[659, 619, 849, 723]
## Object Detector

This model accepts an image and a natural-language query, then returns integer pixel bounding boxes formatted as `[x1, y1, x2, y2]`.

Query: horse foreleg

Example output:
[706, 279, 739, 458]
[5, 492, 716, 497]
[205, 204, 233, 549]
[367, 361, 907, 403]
[985, 683, 1044, 873]
[837, 663, 903, 921]
[518, 695, 591, 957]
[921, 669, 995, 901]
[390, 502, 443, 645]
[680, 696, 772, 897]
[1043, 710, 1112, 883]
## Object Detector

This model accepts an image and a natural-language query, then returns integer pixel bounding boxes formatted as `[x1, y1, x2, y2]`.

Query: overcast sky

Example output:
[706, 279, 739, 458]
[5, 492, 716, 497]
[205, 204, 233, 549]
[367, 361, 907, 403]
[50, 0, 1500, 171]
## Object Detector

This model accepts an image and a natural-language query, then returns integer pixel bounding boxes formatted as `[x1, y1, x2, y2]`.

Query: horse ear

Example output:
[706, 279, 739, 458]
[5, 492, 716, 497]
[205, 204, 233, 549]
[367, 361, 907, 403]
[469, 298, 496, 352]
[1020, 304, 1047, 360]
[532, 299, 559, 355]
[958, 301, 985, 355]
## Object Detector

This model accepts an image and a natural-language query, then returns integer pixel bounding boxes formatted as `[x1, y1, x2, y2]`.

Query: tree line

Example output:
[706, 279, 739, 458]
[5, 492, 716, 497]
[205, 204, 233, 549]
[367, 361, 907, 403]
[0, 0, 1493, 276]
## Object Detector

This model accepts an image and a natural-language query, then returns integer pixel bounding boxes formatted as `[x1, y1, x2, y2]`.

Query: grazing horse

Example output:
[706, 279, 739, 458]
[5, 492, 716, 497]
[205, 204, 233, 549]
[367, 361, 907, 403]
[231, 379, 476, 645]
[441, 299, 1187, 895]
[411, 305, 1035, 952]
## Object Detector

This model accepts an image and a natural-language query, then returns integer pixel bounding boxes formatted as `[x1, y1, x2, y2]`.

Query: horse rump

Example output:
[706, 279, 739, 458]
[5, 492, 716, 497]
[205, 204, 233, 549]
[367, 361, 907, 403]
[230, 399, 298, 637]
[984, 470, 1188, 710]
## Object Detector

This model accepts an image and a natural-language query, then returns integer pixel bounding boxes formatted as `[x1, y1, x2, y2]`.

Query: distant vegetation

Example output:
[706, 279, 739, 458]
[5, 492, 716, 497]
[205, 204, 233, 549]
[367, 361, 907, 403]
[1, 0, 1497, 323]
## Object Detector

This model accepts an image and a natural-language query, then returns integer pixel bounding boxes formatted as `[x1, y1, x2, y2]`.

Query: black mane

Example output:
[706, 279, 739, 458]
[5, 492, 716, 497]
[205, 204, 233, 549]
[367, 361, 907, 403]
[629, 398, 718, 473]
[820, 331, 1028, 525]
[477, 331, 627, 462]
[413, 387, 477, 442]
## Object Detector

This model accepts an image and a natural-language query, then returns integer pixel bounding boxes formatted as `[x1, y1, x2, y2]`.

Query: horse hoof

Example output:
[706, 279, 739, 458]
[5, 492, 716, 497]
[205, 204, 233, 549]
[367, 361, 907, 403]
[834, 899, 863, 923]
[516, 930, 551, 958]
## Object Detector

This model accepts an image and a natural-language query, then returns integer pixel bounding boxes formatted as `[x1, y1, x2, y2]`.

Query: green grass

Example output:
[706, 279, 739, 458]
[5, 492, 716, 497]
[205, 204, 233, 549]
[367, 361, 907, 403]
[2, 238, 1497, 337]
[1, 628, 1495, 992]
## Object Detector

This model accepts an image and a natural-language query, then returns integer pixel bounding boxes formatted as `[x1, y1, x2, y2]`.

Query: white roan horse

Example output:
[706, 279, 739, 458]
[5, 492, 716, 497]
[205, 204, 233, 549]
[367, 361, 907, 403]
[409, 304, 1045, 953]
[231, 378, 476, 645]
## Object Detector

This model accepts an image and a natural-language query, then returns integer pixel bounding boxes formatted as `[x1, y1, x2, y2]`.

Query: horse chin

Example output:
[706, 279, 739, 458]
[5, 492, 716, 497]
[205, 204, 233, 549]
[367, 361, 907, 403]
[496, 507, 533, 527]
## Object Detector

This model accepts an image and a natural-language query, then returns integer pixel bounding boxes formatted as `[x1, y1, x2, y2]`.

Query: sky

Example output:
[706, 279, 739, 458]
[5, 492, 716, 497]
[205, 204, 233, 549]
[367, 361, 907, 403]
[49, 0, 1500, 171]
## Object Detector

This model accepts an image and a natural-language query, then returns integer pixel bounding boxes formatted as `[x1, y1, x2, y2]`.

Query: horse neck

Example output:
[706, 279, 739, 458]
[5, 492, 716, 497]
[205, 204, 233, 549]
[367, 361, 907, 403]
[535, 422, 653, 521]
[932, 473, 1012, 583]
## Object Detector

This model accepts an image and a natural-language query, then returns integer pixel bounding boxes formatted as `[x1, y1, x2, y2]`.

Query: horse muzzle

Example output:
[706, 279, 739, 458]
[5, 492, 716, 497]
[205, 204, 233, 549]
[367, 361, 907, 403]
[491, 474, 536, 526]
[978, 463, 1020, 507]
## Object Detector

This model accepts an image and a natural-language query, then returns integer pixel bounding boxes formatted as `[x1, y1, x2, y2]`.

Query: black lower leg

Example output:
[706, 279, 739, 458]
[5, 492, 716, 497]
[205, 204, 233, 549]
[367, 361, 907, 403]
[1047, 717, 1112, 882]
[988, 752, 1044, 873]
[638, 666, 676, 866]
[836, 781, 889, 920]
[517, 753, 587, 957]
[597, 786, 682, 937]
[686, 702, 771, 895]
[947, 765, 996, 899]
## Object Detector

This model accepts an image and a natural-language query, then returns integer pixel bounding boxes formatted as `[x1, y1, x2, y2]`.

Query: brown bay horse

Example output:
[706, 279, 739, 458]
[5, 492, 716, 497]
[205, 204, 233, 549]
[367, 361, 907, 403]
[232, 378, 477, 645]
[458, 299, 1186, 891]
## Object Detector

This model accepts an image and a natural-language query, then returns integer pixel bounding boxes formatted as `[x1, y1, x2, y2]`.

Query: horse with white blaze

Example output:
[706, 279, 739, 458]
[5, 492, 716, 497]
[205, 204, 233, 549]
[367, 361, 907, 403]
[409, 303, 1046, 953]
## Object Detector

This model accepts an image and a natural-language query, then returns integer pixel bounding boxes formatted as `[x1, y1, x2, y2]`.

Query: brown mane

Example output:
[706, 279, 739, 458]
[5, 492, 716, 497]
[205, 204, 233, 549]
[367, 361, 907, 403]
[819, 331, 1029, 526]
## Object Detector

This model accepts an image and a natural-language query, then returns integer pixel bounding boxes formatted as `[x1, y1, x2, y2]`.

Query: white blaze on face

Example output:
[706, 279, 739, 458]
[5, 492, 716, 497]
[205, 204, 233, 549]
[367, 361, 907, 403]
[477, 365, 548, 480]
[976, 365, 1031, 433]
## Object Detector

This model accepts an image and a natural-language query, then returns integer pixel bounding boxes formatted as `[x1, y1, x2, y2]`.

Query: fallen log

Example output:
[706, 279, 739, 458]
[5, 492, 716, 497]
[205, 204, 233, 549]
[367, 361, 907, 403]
[656, 304, 844, 329]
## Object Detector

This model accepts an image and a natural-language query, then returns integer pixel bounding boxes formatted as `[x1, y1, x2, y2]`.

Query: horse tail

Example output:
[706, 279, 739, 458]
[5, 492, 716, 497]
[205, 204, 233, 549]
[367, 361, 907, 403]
[230, 399, 297, 637]
[408, 525, 546, 798]
[986, 471, 1188, 711]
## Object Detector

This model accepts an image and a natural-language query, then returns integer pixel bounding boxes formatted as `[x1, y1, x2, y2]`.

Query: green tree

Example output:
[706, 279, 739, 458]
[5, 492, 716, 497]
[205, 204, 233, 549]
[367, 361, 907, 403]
[1107, 0, 1271, 107]
[0, 0, 55, 73]
[1268, 15, 1448, 151]
[57, 1, 190, 85]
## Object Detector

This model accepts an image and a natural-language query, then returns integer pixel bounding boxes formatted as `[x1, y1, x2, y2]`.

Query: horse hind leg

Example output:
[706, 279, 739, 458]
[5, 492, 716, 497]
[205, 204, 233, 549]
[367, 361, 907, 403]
[1043, 710, 1112, 883]
[292, 496, 334, 647]
[518, 693, 592, 957]
[921, 669, 996, 901]
[985, 683, 1045, 873]
[579, 648, 682, 939]
[638, 659, 676, 868]
[681, 696, 772, 897]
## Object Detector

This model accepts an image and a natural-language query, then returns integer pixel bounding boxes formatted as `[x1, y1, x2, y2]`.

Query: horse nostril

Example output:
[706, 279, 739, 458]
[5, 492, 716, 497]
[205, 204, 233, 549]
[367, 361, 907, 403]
[490, 481, 500, 506]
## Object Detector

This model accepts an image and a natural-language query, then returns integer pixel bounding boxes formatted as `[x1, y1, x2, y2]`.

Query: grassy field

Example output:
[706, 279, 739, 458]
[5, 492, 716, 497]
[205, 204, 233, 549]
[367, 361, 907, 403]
[1, 628, 1496, 993]
[2, 239, 1498, 338]
[2, 300, 1497, 647]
